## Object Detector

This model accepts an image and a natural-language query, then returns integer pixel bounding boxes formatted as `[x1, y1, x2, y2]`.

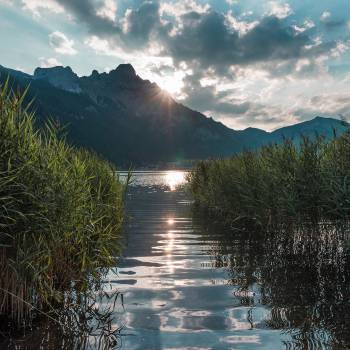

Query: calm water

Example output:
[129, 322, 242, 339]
[2, 171, 350, 349]
[111, 171, 350, 350]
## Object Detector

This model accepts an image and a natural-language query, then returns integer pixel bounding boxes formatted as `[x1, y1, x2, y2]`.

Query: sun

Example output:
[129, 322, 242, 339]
[158, 76, 184, 95]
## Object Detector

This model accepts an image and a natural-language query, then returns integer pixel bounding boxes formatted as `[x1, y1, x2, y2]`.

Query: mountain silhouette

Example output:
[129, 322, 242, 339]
[0, 64, 348, 166]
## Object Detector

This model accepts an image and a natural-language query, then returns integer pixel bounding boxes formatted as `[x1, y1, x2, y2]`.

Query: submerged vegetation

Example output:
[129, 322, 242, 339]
[194, 213, 350, 349]
[0, 82, 127, 325]
[189, 130, 350, 226]
[0, 285, 125, 349]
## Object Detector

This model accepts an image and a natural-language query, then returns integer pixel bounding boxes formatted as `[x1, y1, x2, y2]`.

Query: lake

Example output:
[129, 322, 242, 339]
[2, 170, 350, 349]
[112, 171, 350, 350]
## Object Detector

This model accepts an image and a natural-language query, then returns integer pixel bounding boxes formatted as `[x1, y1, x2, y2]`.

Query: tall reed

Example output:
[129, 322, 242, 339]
[188, 130, 350, 225]
[0, 81, 127, 324]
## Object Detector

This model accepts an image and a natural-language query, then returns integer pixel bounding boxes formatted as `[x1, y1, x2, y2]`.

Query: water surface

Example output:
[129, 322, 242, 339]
[113, 171, 350, 350]
[4, 170, 349, 349]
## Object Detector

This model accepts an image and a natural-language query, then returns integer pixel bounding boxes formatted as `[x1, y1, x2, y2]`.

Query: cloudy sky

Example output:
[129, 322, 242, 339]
[1, 0, 350, 130]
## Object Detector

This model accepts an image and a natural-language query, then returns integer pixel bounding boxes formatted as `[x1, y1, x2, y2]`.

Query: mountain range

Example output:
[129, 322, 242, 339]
[0, 64, 348, 167]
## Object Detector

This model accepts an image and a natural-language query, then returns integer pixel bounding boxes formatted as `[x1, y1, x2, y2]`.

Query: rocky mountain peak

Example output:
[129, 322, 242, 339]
[91, 69, 99, 78]
[116, 63, 136, 75]
[34, 65, 75, 78]
[109, 64, 137, 80]
[34, 66, 81, 93]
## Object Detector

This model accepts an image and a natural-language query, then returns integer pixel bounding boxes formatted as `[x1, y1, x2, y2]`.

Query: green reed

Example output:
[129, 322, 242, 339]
[0, 81, 128, 324]
[188, 130, 350, 226]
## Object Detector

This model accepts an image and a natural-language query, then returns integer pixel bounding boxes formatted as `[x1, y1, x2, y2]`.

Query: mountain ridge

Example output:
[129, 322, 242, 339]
[0, 64, 348, 166]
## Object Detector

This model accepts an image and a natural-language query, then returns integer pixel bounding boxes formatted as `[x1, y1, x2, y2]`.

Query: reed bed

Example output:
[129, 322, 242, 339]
[0, 81, 128, 324]
[188, 130, 350, 226]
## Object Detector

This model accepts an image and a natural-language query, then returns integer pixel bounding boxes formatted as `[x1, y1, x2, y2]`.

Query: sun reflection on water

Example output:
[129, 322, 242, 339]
[165, 231, 174, 256]
[165, 171, 186, 191]
[167, 218, 175, 225]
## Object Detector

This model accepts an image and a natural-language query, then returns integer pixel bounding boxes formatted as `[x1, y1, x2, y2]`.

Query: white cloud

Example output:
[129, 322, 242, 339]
[293, 19, 315, 33]
[330, 41, 350, 58]
[49, 31, 77, 55]
[84, 35, 167, 64]
[160, 0, 210, 18]
[39, 57, 62, 68]
[97, 0, 117, 22]
[22, 0, 63, 16]
[226, 0, 238, 5]
[268, 1, 292, 19]
[85, 35, 119, 56]
[225, 11, 258, 35]
[0, 0, 14, 5]
[320, 11, 331, 22]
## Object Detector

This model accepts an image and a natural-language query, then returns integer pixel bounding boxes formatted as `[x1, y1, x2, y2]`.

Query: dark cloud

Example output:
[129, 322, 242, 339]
[122, 1, 163, 48]
[165, 11, 240, 70]
[54, 1, 336, 70]
[164, 13, 323, 71]
[55, 0, 163, 49]
[241, 17, 309, 61]
[320, 13, 346, 30]
[55, 0, 120, 35]
[323, 19, 346, 29]
[179, 71, 251, 117]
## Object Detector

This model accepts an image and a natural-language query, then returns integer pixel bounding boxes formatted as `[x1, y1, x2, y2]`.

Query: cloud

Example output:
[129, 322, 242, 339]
[293, 19, 315, 33]
[39, 57, 62, 68]
[84, 35, 117, 55]
[122, 1, 162, 48]
[8, 0, 350, 131]
[54, 0, 121, 38]
[97, 0, 117, 21]
[176, 68, 294, 131]
[49, 31, 77, 55]
[178, 70, 252, 118]
[149, 63, 176, 76]
[0, 0, 14, 5]
[293, 93, 350, 122]
[320, 11, 331, 22]
[54, 0, 164, 51]
[165, 12, 321, 72]
[320, 10, 346, 29]
[160, 0, 210, 18]
[217, 70, 350, 130]
[50, 1, 339, 74]
[21, 0, 64, 16]
[267, 1, 292, 19]
[224, 11, 259, 35]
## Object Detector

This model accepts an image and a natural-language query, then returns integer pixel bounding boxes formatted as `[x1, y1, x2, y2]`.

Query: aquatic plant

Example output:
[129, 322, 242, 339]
[0, 81, 128, 324]
[195, 214, 350, 349]
[0, 286, 125, 350]
[188, 130, 350, 225]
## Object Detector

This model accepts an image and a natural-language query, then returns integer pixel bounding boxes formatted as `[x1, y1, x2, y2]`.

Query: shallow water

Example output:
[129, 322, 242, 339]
[112, 171, 350, 350]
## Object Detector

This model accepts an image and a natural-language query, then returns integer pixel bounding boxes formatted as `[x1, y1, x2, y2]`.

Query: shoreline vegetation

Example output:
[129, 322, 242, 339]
[189, 129, 350, 226]
[0, 82, 128, 327]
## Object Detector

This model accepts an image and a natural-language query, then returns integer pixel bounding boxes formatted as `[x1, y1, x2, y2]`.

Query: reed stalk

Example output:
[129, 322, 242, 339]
[188, 131, 350, 225]
[0, 81, 127, 324]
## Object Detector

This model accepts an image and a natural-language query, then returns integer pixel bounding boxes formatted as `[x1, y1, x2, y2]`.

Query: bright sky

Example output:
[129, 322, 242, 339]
[1, 0, 350, 130]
